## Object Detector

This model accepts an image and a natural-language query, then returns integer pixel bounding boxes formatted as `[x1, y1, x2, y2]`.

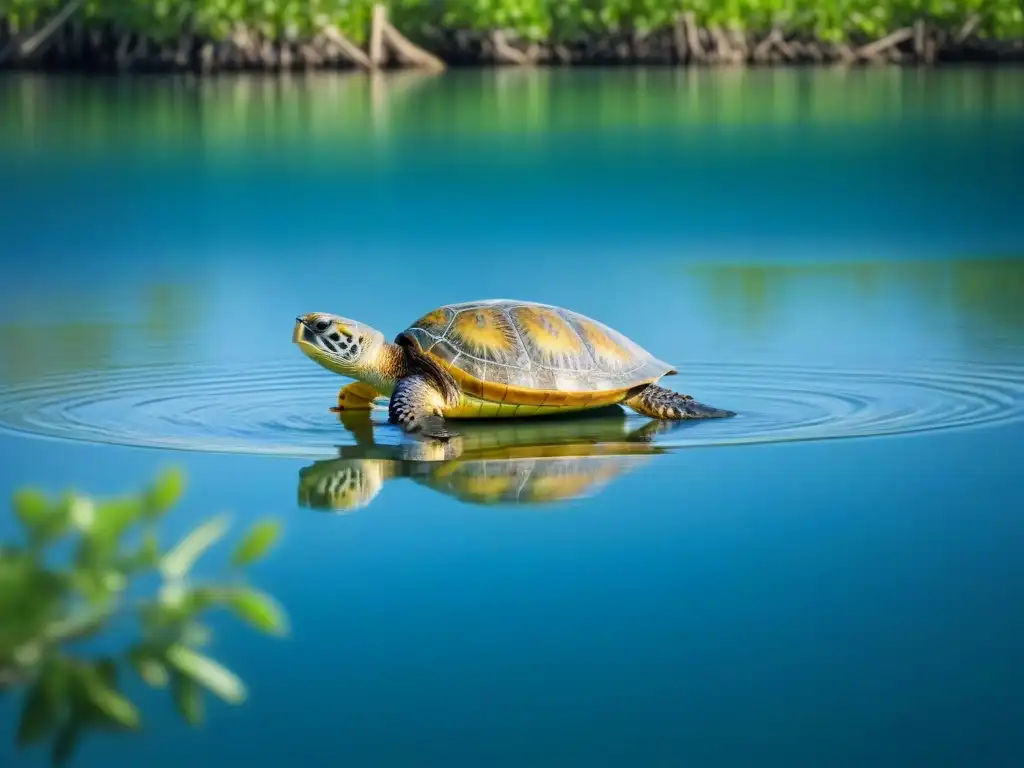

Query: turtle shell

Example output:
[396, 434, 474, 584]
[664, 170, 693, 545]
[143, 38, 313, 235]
[399, 299, 676, 408]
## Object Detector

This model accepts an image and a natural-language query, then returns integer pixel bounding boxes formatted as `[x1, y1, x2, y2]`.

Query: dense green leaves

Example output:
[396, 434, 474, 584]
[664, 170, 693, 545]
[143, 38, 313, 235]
[1, 0, 1023, 44]
[1, 469, 289, 766]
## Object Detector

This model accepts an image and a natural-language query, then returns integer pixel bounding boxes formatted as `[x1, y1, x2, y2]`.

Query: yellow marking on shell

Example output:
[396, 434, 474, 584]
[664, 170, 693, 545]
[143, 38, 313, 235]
[452, 308, 518, 356]
[479, 380, 509, 403]
[419, 308, 449, 325]
[543, 391, 570, 407]
[512, 306, 583, 356]
[577, 319, 633, 363]
[413, 308, 451, 333]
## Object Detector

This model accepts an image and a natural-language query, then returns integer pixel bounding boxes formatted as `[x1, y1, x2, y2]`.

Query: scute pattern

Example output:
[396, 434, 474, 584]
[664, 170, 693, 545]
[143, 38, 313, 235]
[402, 299, 674, 403]
[450, 307, 520, 364]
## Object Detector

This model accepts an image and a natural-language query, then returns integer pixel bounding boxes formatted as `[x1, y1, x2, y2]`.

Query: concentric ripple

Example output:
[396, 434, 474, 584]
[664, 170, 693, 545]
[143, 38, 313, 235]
[0, 359, 1022, 458]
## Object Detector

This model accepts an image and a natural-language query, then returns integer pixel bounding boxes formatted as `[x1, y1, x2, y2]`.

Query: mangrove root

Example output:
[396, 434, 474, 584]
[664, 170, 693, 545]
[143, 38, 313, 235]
[1, 10, 1022, 73]
[18, 0, 85, 59]
[491, 30, 531, 65]
[954, 14, 981, 45]
[682, 12, 705, 63]
[369, 3, 445, 71]
[855, 27, 914, 61]
[322, 25, 372, 70]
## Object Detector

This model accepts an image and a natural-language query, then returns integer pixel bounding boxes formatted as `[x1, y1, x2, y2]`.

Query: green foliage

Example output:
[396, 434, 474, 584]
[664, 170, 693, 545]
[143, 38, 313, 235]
[0, 468, 289, 766]
[1, 0, 1023, 43]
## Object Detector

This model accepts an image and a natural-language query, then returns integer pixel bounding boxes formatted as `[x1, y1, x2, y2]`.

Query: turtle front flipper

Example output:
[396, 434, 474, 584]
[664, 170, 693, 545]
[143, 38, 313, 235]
[334, 381, 382, 411]
[624, 384, 736, 420]
[389, 374, 458, 441]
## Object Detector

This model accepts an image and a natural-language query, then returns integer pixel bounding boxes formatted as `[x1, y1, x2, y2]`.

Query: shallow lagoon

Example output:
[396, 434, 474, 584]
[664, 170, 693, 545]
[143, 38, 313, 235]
[1, 68, 1023, 766]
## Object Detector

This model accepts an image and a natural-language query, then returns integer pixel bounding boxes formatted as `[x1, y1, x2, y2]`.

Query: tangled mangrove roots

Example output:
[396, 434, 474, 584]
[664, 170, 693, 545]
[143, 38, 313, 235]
[1, 4, 1022, 73]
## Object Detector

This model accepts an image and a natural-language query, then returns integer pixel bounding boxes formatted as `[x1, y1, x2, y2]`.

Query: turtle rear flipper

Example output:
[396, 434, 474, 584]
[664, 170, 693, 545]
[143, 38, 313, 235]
[624, 384, 736, 420]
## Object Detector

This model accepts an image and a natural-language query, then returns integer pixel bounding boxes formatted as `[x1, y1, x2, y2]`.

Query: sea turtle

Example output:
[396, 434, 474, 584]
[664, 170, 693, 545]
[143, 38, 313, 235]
[297, 407, 669, 512]
[292, 299, 735, 440]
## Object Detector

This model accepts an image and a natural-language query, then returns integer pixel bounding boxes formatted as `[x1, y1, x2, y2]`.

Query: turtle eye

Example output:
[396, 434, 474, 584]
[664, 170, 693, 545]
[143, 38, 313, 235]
[314, 319, 331, 332]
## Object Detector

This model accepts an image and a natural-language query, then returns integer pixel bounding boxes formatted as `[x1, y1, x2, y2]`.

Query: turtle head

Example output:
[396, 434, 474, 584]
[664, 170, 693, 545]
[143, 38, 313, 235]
[292, 312, 384, 376]
[297, 459, 391, 513]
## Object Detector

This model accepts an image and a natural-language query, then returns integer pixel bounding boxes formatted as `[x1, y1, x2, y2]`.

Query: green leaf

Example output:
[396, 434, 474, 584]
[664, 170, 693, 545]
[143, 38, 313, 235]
[181, 622, 212, 648]
[90, 497, 144, 542]
[16, 678, 60, 746]
[160, 515, 230, 579]
[165, 645, 247, 705]
[128, 651, 169, 689]
[230, 520, 281, 567]
[12, 489, 70, 546]
[146, 468, 186, 517]
[12, 489, 49, 535]
[51, 721, 80, 767]
[171, 672, 204, 727]
[78, 666, 141, 730]
[42, 608, 110, 644]
[226, 587, 290, 637]
[123, 530, 161, 572]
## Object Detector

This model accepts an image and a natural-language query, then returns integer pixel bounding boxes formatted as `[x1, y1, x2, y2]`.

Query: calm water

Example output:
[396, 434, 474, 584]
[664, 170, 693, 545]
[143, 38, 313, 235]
[2, 68, 1023, 766]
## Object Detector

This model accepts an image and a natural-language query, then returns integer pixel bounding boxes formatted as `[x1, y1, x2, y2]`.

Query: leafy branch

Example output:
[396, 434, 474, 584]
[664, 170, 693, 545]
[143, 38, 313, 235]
[1, 468, 288, 766]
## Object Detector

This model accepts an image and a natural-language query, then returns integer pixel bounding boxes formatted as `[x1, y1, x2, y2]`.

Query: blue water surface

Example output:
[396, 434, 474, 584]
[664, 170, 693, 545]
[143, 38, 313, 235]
[1, 68, 1023, 767]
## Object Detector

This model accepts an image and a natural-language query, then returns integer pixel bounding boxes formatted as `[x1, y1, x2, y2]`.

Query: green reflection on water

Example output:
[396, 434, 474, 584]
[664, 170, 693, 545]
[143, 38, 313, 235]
[686, 257, 1024, 339]
[2, 68, 1022, 158]
[0, 282, 202, 385]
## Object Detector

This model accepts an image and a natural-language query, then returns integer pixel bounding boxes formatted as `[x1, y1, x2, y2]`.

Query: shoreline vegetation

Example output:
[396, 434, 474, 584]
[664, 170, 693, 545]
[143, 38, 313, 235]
[1, 2, 1023, 74]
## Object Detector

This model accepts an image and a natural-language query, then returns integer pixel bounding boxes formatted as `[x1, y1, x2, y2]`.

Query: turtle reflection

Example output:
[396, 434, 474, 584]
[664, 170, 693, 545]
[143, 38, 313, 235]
[297, 407, 679, 512]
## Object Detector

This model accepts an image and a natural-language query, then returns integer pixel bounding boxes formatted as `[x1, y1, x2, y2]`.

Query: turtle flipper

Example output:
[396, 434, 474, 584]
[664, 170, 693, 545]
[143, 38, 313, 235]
[624, 384, 736, 420]
[389, 375, 458, 441]
[334, 381, 381, 411]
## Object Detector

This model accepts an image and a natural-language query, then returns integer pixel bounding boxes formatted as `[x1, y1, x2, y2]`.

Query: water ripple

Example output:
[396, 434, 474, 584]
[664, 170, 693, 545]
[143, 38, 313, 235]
[0, 359, 1022, 458]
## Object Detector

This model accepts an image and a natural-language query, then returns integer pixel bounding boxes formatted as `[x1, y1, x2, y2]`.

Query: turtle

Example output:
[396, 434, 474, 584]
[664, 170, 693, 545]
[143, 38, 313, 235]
[292, 298, 735, 441]
[297, 407, 670, 513]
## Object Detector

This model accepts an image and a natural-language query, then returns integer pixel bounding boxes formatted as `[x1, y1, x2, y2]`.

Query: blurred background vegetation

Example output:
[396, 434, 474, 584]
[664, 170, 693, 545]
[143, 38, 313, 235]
[1, 468, 288, 766]
[1, 0, 1022, 47]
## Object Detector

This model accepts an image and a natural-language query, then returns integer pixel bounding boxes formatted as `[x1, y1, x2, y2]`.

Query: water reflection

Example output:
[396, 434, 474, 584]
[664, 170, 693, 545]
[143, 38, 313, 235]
[297, 408, 675, 512]
[3, 68, 1022, 156]
[0, 281, 201, 385]
[685, 257, 1024, 344]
